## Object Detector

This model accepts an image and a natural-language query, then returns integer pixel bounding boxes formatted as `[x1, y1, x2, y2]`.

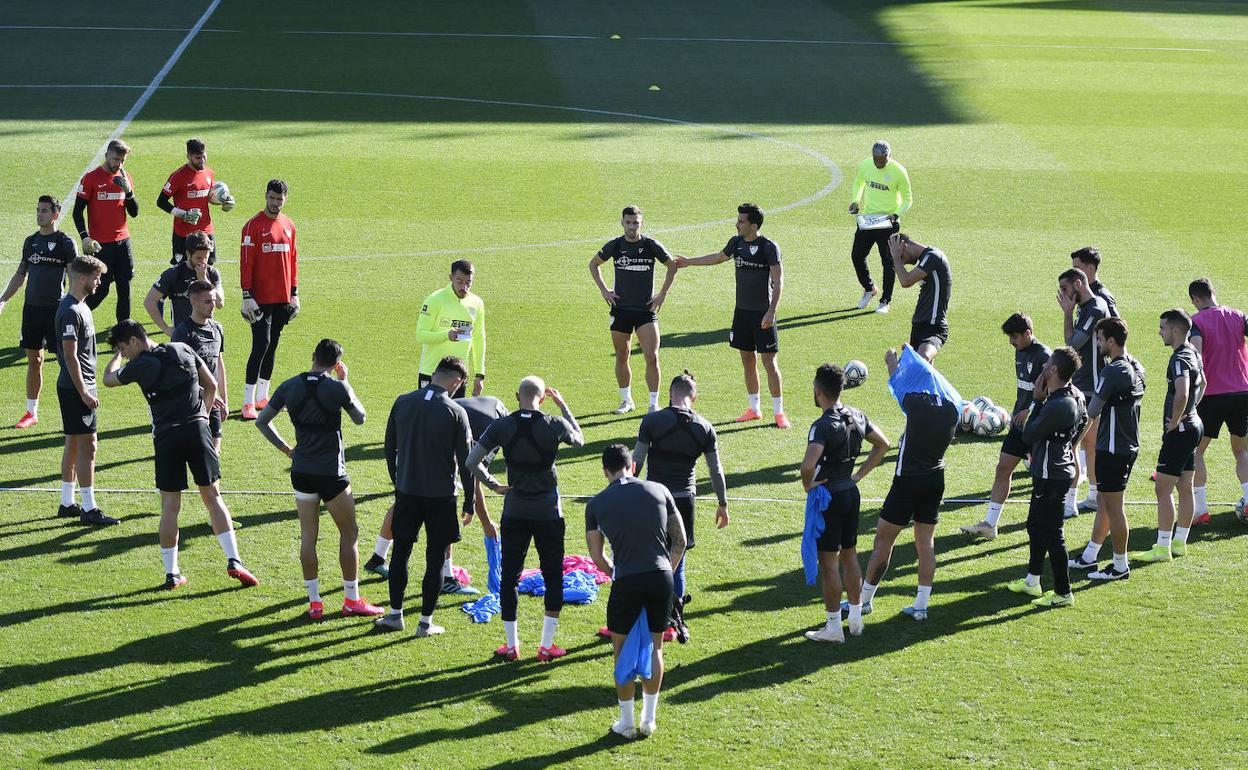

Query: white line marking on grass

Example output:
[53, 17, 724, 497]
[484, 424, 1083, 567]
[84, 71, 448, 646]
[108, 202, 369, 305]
[0, 486, 1219, 508]
[283, 30, 597, 40]
[56, 1, 223, 206]
[0, 82, 840, 263]
[0, 25, 236, 33]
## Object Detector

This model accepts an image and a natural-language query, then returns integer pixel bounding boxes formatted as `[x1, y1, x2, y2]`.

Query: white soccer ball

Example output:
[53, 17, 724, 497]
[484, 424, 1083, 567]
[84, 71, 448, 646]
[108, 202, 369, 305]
[844, 360, 868, 388]
[974, 408, 1005, 437]
[1236, 497, 1247, 524]
[959, 401, 981, 433]
[971, 395, 995, 413]
[209, 180, 230, 205]
[990, 405, 1011, 431]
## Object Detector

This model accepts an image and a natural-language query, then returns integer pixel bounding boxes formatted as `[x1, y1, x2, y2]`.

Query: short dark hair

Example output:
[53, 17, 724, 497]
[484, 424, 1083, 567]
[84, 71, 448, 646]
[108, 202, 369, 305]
[1071, 246, 1100, 267]
[1001, 312, 1032, 336]
[70, 255, 107, 276]
[435, 355, 468, 379]
[601, 443, 632, 474]
[184, 230, 212, 255]
[814, 363, 844, 400]
[1160, 308, 1192, 335]
[1096, 316, 1128, 347]
[108, 319, 147, 346]
[450, 259, 474, 276]
[267, 178, 288, 196]
[106, 139, 131, 155]
[737, 202, 764, 228]
[622, 205, 642, 218]
[37, 194, 61, 212]
[187, 279, 215, 296]
[1050, 347, 1080, 382]
[1058, 267, 1088, 287]
[670, 370, 696, 398]
[314, 338, 343, 367]
[186, 137, 205, 154]
[1188, 278, 1214, 301]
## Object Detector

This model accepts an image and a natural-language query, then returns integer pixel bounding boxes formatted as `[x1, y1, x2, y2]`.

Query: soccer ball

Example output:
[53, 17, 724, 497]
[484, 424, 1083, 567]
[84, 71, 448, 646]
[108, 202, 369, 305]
[1236, 497, 1247, 524]
[971, 395, 995, 413]
[974, 408, 1005, 437]
[844, 360, 868, 388]
[990, 405, 1011, 429]
[959, 401, 981, 433]
[209, 180, 230, 205]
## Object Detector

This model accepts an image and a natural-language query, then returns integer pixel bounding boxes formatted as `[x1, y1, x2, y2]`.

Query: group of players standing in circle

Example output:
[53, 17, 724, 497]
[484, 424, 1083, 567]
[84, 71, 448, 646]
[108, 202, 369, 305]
[4, 137, 1248, 738]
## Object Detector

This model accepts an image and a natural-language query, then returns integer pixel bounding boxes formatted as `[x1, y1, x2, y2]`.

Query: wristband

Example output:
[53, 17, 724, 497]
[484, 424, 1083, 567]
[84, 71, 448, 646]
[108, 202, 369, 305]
[290, 286, 298, 297]
[79, 230, 90, 240]
[241, 289, 253, 300]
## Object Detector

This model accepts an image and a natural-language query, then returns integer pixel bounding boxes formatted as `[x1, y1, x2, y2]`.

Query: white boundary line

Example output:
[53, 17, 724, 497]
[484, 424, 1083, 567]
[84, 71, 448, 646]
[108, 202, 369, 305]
[0, 82, 841, 264]
[57, 1, 222, 207]
[0, 486, 1223, 507]
[0, 25, 1212, 53]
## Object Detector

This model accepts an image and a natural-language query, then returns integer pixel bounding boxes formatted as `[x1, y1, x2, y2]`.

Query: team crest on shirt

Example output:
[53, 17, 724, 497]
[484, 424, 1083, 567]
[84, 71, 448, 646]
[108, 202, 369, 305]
[1027, 362, 1033, 373]
[748, 245, 758, 255]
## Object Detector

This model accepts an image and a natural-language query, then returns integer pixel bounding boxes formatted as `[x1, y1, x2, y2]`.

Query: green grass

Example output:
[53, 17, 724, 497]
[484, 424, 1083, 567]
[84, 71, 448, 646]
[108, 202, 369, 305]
[2, 1, 1247, 767]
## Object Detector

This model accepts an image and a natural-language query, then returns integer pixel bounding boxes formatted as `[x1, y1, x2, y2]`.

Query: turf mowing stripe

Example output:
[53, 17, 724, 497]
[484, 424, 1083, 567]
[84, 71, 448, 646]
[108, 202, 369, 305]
[57, 0, 223, 206]
[0, 486, 1226, 507]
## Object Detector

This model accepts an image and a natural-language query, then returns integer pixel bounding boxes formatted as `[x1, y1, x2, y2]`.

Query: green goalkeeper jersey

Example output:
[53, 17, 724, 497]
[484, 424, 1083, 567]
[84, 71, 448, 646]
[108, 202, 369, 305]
[416, 283, 486, 377]
[850, 156, 913, 217]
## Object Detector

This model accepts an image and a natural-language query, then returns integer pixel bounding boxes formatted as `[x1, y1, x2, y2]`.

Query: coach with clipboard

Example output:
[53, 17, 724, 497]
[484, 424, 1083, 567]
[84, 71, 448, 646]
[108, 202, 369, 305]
[847, 141, 912, 315]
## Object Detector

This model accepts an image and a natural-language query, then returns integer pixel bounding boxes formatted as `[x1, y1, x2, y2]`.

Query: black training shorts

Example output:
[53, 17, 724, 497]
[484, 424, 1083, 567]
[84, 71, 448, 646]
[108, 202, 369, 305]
[20, 303, 58, 352]
[1196, 392, 1248, 440]
[674, 495, 695, 550]
[154, 420, 220, 491]
[1156, 424, 1201, 478]
[1094, 450, 1137, 494]
[58, 386, 97, 435]
[729, 308, 778, 353]
[1001, 425, 1029, 459]
[607, 569, 675, 635]
[392, 493, 461, 546]
[909, 322, 948, 352]
[879, 469, 945, 527]
[817, 485, 861, 552]
[291, 471, 351, 503]
[609, 307, 657, 334]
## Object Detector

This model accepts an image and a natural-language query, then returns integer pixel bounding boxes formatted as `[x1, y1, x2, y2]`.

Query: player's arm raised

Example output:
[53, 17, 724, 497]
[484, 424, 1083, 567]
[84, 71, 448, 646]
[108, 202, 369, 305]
[889, 234, 926, 289]
[672, 250, 731, 268]
[101, 349, 126, 388]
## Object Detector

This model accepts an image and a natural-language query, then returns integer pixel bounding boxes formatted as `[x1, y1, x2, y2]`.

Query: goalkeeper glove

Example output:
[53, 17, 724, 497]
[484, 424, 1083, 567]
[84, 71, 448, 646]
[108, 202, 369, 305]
[81, 236, 101, 255]
[287, 294, 300, 319]
[240, 294, 261, 323]
[113, 174, 132, 195]
[171, 207, 202, 224]
[220, 195, 235, 213]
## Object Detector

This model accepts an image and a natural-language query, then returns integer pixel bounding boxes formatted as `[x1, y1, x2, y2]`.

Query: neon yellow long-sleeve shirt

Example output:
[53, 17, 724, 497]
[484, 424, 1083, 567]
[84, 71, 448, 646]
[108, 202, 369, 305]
[416, 283, 486, 377]
[849, 157, 913, 217]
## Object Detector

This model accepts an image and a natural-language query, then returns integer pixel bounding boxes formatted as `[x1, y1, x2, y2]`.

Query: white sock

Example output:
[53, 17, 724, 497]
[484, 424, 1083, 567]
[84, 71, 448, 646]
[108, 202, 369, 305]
[914, 585, 932, 611]
[80, 486, 96, 511]
[1195, 485, 1207, 513]
[419, 614, 433, 626]
[641, 691, 659, 724]
[1174, 525, 1190, 543]
[1157, 530, 1172, 548]
[160, 546, 179, 575]
[540, 615, 558, 648]
[617, 699, 635, 729]
[243, 383, 256, 405]
[1064, 487, 1077, 511]
[986, 501, 1004, 527]
[505, 620, 519, 650]
[257, 378, 270, 401]
[1025, 573, 1040, 587]
[1082, 541, 1102, 563]
[861, 581, 878, 604]
[305, 578, 320, 602]
[826, 608, 841, 627]
[848, 602, 862, 620]
[747, 393, 761, 412]
[374, 536, 391, 560]
[343, 579, 359, 601]
[620, 387, 632, 403]
[26, 398, 38, 417]
[1112, 552, 1129, 572]
[442, 557, 454, 579]
[217, 529, 240, 562]
[1085, 483, 1098, 502]
[772, 396, 784, 415]
[389, 607, 404, 617]
[60, 481, 76, 507]
[648, 391, 659, 408]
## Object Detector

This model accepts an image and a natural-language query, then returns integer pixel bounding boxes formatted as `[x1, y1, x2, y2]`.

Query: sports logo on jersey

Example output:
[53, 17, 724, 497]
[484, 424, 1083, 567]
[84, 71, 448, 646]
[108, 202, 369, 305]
[1027, 362, 1033, 373]
[48, 242, 56, 250]
[748, 245, 759, 255]
[242, 236, 252, 246]
[65, 324, 75, 336]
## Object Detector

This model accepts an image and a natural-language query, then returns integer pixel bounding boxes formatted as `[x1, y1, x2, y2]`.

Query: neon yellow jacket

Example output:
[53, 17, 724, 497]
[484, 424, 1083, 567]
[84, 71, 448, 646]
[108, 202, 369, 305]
[415, 284, 486, 377]
[850, 157, 912, 217]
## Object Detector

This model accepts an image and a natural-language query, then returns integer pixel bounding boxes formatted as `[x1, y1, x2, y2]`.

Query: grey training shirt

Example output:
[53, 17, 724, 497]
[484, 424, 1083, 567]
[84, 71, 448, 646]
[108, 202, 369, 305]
[585, 476, 677, 579]
[723, 234, 781, 312]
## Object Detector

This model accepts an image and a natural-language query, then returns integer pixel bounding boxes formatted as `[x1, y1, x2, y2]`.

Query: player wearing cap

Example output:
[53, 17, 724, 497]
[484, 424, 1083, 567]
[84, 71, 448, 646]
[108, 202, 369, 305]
[847, 140, 912, 314]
